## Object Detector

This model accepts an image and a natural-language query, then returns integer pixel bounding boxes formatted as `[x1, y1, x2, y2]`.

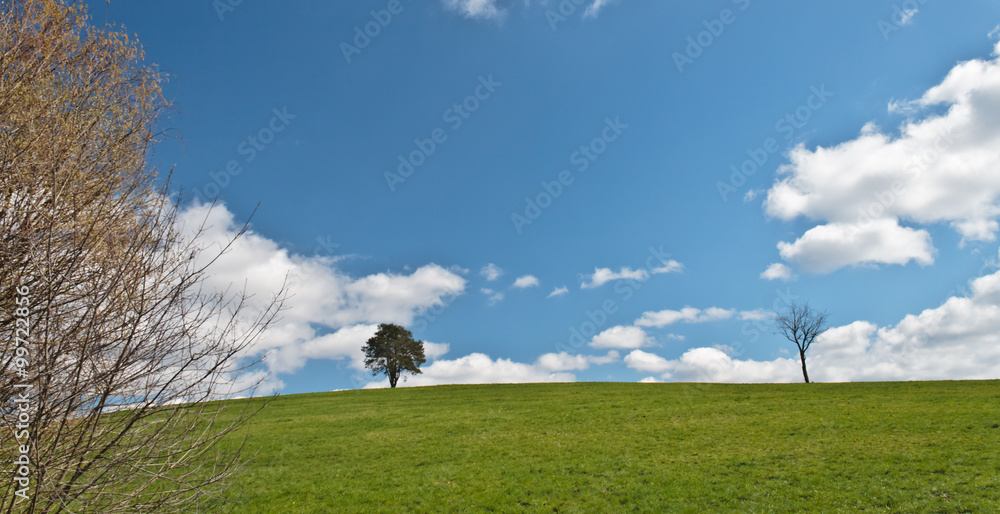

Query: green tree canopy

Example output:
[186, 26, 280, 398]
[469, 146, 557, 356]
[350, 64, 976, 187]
[362, 323, 426, 388]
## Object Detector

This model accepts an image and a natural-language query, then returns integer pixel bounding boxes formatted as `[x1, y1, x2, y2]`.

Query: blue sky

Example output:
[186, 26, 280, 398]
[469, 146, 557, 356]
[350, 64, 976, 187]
[99, 1, 1000, 393]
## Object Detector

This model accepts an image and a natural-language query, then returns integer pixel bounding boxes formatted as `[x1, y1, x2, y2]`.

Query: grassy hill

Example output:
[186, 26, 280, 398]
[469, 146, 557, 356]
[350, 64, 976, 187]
[202, 381, 999, 512]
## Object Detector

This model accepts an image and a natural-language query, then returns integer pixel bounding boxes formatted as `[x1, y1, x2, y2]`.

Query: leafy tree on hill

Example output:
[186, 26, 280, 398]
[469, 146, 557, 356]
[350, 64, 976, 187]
[362, 324, 426, 388]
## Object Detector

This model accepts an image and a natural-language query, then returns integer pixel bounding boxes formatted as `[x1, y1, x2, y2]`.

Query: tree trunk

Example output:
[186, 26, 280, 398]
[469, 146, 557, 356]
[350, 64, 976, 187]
[799, 350, 810, 383]
[389, 370, 398, 388]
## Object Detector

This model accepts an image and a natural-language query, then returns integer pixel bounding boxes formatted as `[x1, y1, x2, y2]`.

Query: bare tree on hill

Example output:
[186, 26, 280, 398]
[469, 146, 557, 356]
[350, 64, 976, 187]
[774, 302, 828, 383]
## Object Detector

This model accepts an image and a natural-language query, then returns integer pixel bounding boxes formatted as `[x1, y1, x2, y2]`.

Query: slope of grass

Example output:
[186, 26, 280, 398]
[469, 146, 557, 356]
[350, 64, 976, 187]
[203, 381, 1000, 512]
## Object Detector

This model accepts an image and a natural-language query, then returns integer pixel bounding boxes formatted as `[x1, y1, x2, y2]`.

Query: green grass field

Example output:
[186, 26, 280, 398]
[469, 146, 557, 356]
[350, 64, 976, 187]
[203, 381, 1000, 512]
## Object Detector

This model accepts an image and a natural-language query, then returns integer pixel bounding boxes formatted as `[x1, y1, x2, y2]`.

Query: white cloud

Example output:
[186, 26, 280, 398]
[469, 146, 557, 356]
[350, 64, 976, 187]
[658, 348, 801, 383]
[765, 41, 1000, 273]
[176, 202, 467, 386]
[536, 350, 619, 372]
[990, 25, 1000, 40]
[424, 342, 451, 360]
[638, 376, 662, 383]
[335, 266, 470, 326]
[480, 263, 503, 281]
[536, 352, 590, 372]
[513, 275, 540, 288]
[264, 324, 377, 374]
[588, 350, 621, 365]
[760, 263, 794, 281]
[581, 267, 648, 289]
[807, 265, 1000, 382]
[445, 0, 622, 22]
[634, 306, 735, 327]
[651, 260, 684, 275]
[481, 288, 504, 305]
[181, 204, 467, 331]
[776, 219, 935, 273]
[624, 350, 672, 373]
[631, 251, 1000, 383]
[738, 309, 771, 321]
[590, 325, 653, 349]
[547, 286, 569, 298]
[363, 353, 575, 388]
[443, 0, 504, 20]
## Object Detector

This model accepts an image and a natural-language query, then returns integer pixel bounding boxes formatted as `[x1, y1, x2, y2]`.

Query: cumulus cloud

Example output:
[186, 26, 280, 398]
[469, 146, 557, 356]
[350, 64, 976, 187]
[624, 348, 800, 383]
[175, 201, 467, 388]
[264, 324, 377, 375]
[581, 267, 648, 289]
[628, 251, 1000, 383]
[590, 325, 654, 349]
[776, 219, 935, 273]
[536, 352, 590, 372]
[480, 263, 503, 281]
[624, 349, 672, 373]
[760, 263, 794, 281]
[808, 264, 1000, 382]
[765, 40, 1000, 273]
[536, 350, 619, 372]
[657, 348, 802, 383]
[547, 286, 569, 298]
[513, 275, 540, 288]
[588, 350, 621, 365]
[331, 266, 470, 326]
[424, 342, 451, 359]
[363, 353, 575, 388]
